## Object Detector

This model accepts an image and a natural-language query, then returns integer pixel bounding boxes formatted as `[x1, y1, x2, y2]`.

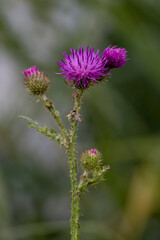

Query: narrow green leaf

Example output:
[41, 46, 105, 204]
[19, 115, 66, 147]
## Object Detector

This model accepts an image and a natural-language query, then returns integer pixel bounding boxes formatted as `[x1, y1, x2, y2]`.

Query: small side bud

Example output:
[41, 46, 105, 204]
[22, 66, 49, 95]
[80, 149, 102, 171]
[67, 110, 81, 122]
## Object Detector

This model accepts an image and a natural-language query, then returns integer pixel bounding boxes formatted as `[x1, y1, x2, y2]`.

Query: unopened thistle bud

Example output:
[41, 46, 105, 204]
[80, 148, 102, 171]
[22, 66, 49, 95]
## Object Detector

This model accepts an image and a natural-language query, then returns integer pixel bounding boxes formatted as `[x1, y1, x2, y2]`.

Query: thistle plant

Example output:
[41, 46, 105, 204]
[20, 45, 128, 240]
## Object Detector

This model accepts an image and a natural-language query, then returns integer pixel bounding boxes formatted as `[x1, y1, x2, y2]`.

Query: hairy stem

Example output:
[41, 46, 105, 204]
[41, 94, 70, 146]
[42, 91, 83, 240]
[67, 90, 83, 240]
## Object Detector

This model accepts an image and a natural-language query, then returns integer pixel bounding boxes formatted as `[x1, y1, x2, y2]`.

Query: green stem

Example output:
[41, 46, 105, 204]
[67, 90, 83, 240]
[42, 90, 83, 240]
[41, 94, 70, 146]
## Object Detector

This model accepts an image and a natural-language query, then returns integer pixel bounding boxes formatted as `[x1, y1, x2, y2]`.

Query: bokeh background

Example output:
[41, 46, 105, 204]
[0, 0, 160, 239]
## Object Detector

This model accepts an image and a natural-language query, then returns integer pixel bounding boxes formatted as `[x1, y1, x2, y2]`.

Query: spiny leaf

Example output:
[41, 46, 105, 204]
[19, 115, 56, 139]
[19, 115, 67, 147]
[19, 115, 39, 129]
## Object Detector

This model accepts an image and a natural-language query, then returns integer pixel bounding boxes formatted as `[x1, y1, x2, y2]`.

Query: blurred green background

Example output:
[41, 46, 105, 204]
[0, 0, 160, 239]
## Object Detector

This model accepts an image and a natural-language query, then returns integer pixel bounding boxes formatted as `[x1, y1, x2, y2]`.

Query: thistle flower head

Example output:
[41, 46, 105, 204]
[80, 148, 102, 171]
[22, 66, 49, 95]
[57, 46, 109, 89]
[103, 46, 128, 69]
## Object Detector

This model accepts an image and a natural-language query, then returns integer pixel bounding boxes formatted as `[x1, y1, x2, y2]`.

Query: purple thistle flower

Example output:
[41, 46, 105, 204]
[22, 66, 49, 95]
[103, 46, 128, 69]
[22, 66, 39, 79]
[57, 46, 109, 89]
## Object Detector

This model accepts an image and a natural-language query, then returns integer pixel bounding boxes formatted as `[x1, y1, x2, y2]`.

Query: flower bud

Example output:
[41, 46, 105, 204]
[22, 66, 49, 95]
[80, 149, 102, 171]
[103, 46, 128, 69]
